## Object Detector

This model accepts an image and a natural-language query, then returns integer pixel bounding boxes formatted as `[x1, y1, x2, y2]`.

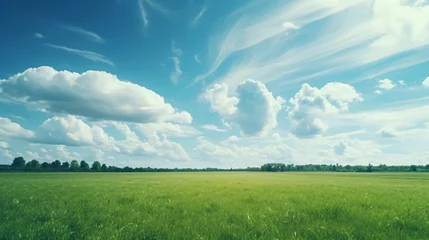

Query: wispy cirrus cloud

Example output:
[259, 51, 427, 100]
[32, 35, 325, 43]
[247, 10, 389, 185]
[62, 25, 104, 43]
[196, 0, 429, 91]
[191, 6, 207, 26]
[34, 33, 44, 39]
[138, 0, 170, 29]
[194, 55, 201, 63]
[46, 44, 114, 66]
[170, 41, 183, 83]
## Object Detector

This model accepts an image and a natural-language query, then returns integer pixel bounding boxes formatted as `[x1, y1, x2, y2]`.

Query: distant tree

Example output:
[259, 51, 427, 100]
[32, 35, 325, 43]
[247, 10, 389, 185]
[366, 164, 373, 173]
[91, 161, 101, 171]
[410, 165, 417, 172]
[41, 162, 51, 170]
[101, 164, 107, 172]
[26, 159, 41, 169]
[70, 160, 79, 171]
[80, 160, 90, 171]
[51, 160, 62, 170]
[11, 157, 26, 168]
[62, 162, 70, 170]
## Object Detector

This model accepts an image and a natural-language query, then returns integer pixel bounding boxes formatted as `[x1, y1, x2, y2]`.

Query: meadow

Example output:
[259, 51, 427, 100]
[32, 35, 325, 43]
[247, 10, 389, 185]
[0, 172, 428, 240]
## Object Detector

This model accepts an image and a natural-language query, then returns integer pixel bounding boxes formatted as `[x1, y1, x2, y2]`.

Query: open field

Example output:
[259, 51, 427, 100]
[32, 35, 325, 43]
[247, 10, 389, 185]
[1, 172, 429, 240]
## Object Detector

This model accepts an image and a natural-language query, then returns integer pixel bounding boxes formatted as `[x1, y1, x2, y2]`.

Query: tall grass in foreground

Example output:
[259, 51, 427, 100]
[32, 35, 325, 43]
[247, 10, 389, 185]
[0, 172, 428, 239]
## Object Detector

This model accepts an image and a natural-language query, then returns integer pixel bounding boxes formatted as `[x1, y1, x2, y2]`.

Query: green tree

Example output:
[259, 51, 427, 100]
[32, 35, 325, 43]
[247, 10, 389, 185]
[91, 161, 101, 171]
[101, 164, 108, 172]
[80, 160, 90, 171]
[70, 160, 79, 171]
[11, 157, 26, 168]
[62, 162, 70, 169]
[41, 162, 51, 170]
[410, 165, 417, 172]
[51, 160, 62, 170]
[366, 164, 373, 172]
[26, 159, 41, 169]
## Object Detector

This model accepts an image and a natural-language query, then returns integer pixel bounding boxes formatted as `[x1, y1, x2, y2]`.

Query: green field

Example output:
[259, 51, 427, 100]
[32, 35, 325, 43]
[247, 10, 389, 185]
[1, 172, 428, 240]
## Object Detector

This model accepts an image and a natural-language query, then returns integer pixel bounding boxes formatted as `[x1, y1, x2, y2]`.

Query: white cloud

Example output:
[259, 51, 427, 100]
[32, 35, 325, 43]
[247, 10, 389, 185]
[201, 124, 226, 132]
[138, 0, 149, 29]
[234, 80, 284, 136]
[423, 77, 429, 87]
[0, 141, 8, 148]
[46, 44, 114, 66]
[377, 79, 396, 91]
[398, 80, 405, 85]
[204, 79, 284, 136]
[138, 0, 170, 29]
[191, 6, 207, 25]
[203, 83, 239, 116]
[53, 145, 80, 161]
[170, 41, 183, 83]
[0, 118, 35, 139]
[287, 82, 362, 138]
[34, 33, 43, 39]
[170, 57, 182, 83]
[194, 55, 201, 63]
[1, 150, 12, 159]
[25, 151, 40, 160]
[34, 115, 118, 151]
[62, 25, 104, 43]
[374, 90, 383, 94]
[113, 122, 190, 161]
[194, 135, 296, 166]
[282, 22, 300, 30]
[196, 0, 429, 88]
[145, 0, 169, 14]
[1, 66, 191, 124]
[136, 122, 201, 137]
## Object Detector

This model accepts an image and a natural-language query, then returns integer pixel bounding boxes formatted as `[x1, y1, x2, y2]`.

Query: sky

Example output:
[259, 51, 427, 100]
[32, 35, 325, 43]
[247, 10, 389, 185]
[1, 0, 429, 168]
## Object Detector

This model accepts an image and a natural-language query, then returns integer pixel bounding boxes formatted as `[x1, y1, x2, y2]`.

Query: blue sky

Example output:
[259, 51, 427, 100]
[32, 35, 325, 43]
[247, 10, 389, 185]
[1, 0, 429, 168]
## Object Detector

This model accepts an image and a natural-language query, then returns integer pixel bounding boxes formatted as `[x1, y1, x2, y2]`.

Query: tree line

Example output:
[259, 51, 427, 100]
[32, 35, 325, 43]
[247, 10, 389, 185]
[0, 157, 255, 172]
[1, 157, 428, 173]
[260, 163, 429, 172]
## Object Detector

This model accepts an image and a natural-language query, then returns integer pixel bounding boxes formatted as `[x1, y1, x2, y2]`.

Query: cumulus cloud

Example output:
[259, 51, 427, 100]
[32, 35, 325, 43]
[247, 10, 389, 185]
[113, 122, 190, 161]
[235, 80, 284, 136]
[0, 118, 35, 139]
[423, 77, 429, 87]
[374, 90, 383, 94]
[0, 66, 191, 124]
[1, 150, 12, 159]
[203, 83, 238, 116]
[377, 79, 395, 91]
[33, 115, 118, 151]
[203, 79, 284, 136]
[0, 141, 8, 148]
[288, 82, 362, 138]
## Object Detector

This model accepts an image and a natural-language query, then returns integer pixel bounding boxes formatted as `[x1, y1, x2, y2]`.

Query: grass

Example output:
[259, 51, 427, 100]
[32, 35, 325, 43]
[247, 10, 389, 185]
[0, 172, 429, 240]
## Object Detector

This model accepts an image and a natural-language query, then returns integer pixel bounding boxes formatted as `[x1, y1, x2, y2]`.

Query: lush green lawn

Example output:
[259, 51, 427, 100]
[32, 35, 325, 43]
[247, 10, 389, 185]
[0, 172, 428, 239]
